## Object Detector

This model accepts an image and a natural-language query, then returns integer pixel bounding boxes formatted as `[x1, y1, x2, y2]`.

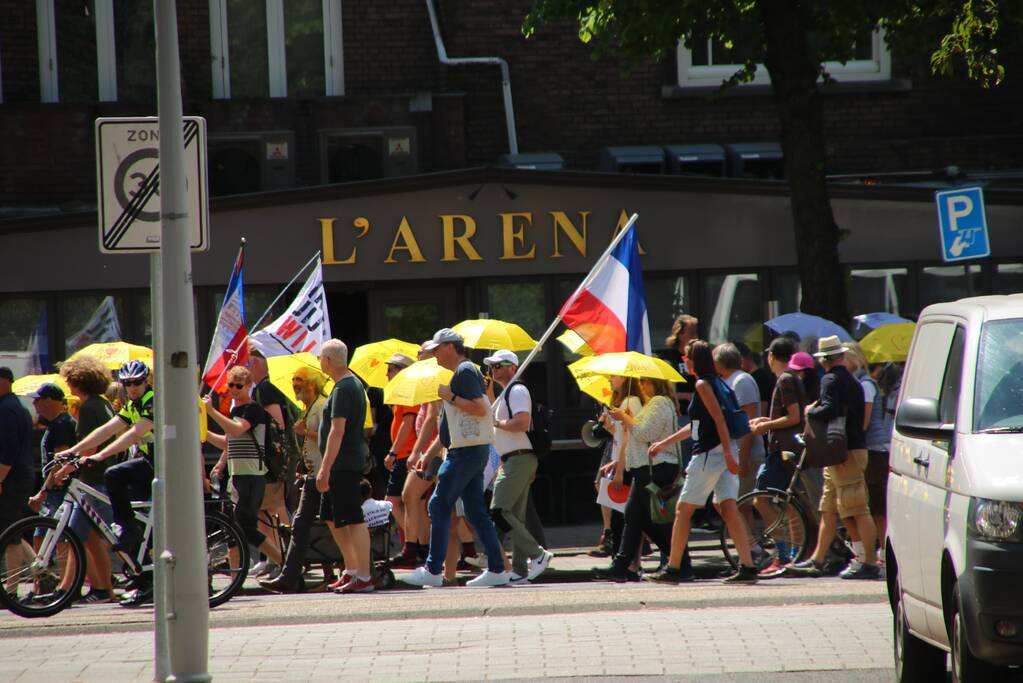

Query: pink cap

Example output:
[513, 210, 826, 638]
[788, 351, 815, 371]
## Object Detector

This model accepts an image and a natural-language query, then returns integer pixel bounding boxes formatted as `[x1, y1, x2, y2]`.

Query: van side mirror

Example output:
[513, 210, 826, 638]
[895, 397, 954, 441]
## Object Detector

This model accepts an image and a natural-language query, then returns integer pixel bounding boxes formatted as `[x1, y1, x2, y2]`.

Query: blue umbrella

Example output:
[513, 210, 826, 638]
[765, 312, 852, 342]
[851, 312, 913, 340]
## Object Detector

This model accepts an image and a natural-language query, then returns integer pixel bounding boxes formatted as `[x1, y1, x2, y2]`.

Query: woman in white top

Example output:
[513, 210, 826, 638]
[594, 377, 680, 582]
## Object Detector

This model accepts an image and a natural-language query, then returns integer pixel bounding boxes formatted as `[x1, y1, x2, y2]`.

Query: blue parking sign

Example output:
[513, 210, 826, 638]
[935, 186, 990, 262]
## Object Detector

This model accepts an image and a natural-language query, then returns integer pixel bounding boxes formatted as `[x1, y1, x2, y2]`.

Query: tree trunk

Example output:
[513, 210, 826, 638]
[758, 0, 849, 328]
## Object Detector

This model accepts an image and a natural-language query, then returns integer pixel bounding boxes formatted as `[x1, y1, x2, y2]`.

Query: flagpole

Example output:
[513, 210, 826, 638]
[491, 213, 639, 409]
[204, 251, 322, 394]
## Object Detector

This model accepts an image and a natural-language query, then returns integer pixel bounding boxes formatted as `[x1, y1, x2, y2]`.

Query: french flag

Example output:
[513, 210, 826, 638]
[560, 225, 651, 355]
[202, 247, 249, 392]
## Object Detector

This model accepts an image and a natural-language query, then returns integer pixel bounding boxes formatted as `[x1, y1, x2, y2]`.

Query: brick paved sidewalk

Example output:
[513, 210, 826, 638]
[0, 602, 892, 683]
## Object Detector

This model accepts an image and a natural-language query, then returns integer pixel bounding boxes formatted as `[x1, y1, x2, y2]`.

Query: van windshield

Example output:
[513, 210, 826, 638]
[974, 319, 1023, 433]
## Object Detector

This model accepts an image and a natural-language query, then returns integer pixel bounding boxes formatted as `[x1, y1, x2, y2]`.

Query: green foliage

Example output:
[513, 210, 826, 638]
[523, 0, 1018, 88]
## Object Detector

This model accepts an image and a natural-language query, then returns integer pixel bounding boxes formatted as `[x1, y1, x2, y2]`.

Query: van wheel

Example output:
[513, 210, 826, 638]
[951, 583, 1009, 683]
[893, 570, 946, 682]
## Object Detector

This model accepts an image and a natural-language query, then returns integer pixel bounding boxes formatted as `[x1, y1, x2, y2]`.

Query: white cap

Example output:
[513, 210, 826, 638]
[483, 349, 519, 366]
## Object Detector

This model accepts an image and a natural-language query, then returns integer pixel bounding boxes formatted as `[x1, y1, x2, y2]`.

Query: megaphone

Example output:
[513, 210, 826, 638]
[581, 419, 610, 448]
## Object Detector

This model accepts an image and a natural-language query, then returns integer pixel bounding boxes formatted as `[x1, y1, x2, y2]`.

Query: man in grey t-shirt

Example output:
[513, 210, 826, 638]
[713, 344, 765, 495]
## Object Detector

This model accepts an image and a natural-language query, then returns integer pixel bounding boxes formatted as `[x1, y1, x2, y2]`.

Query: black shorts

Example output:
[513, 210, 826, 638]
[386, 459, 409, 497]
[319, 469, 365, 527]
[0, 487, 30, 546]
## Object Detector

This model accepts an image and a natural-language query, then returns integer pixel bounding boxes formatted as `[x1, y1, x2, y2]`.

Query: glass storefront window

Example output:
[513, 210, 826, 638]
[284, 0, 326, 97]
[772, 270, 801, 316]
[994, 263, 1023, 295]
[486, 282, 546, 340]
[55, 2, 98, 102]
[0, 299, 49, 376]
[114, 4, 156, 103]
[62, 295, 127, 357]
[919, 265, 983, 310]
[381, 303, 441, 346]
[645, 275, 689, 350]
[849, 268, 909, 317]
[702, 273, 763, 351]
[226, 0, 269, 97]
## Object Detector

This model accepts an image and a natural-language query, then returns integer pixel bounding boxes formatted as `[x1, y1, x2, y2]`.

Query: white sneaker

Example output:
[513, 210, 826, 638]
[466, 570, 511, 587]
[464, 554, 487, 568]
[527, 548, 554, 581]
[251, 560, 269, 577]
[402, 566, 443, 588]
[509, 573, 530, 586]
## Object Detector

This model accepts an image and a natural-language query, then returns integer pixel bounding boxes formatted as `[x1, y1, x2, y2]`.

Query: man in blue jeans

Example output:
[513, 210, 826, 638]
[403, 328, 510, 588]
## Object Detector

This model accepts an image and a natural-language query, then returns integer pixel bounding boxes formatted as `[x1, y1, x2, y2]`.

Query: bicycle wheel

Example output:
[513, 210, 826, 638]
[0, 516, 87, 618]
[205, 509, 248, 608]
[720, 489, 813, 570]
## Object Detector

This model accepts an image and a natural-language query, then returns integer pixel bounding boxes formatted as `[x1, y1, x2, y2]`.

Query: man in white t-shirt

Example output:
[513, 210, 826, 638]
[713, 344, 765, 489]
[485, 350, 554, 584]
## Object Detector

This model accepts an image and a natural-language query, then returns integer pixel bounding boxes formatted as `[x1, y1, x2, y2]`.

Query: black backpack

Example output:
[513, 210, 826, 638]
[246, 407, 288, 483]
[503, 381, 553, 457]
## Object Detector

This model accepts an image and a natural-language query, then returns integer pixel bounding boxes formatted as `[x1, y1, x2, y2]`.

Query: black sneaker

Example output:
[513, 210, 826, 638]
[722, 565, 759, 584]
[646, 566, 695, 584]
[111, 525, 143, 553]
[120, 587, 153, 607]
[785, 559, 824, 578]
[840, 561, 881, 580]
[592, 565, 628, 583]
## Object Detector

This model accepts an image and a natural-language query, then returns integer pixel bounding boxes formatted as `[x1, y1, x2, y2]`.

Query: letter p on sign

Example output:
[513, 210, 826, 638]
[935, 187, 990, 262]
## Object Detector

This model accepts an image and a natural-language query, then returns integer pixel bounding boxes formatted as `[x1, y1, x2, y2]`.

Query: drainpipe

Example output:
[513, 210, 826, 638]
[425, 0, 519, 155]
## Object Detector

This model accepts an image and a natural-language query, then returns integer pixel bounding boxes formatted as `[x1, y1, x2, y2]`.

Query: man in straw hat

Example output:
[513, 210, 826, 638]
[787, 335, 881, 580]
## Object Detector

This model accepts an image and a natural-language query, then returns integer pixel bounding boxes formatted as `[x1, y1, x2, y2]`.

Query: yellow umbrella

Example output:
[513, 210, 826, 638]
[452, 319, 537, 351]
[266, 352, 373, 429]
[68, 341, 153, 370]
[12, 374, 70, 397]
[556, 329, 595, 357]
[581, 351, 686, 383]
[350, 338, 421, 388]
[860, 322, 916, 363]
[567, 357, 613, 406]
[383, 358, 453, 406]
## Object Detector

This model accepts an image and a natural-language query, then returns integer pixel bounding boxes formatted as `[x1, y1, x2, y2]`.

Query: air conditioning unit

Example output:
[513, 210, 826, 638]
[724, 142, 785, 180]
[598, 146, 666, 174]
[496, 152, 565, 171]
[207, 131, 296, 196]
[319, 127, 419, 184]
[663, 144, 728, 177]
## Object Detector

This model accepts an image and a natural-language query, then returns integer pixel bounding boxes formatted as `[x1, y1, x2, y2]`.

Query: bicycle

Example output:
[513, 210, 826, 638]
[719, 446, 819, 570]
[0, 455, 249, 618]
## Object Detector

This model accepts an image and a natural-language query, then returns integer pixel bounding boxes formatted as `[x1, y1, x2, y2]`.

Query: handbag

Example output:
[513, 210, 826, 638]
[646, 428, 683, 525]
[803, 415, 848, 468]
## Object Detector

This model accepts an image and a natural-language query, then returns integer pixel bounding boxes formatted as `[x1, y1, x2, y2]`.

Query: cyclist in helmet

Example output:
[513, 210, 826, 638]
[57, 360, 155, 580]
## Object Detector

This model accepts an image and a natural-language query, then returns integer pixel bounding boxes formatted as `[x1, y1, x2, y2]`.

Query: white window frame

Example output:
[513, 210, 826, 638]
[36, 0, 117, 103]
[677, 29, 891, 89]
[210, 0, 344, 100]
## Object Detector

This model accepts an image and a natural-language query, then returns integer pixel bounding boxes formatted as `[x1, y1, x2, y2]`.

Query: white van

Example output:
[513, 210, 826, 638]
[889, 295, 1023, 683]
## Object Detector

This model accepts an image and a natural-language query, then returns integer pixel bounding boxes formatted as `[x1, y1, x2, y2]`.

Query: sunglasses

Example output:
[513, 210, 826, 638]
[123, 379, 146, 387]
[228, 382, 245, 389]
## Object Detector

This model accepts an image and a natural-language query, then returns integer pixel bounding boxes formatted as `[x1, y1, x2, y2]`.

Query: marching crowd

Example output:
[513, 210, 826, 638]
[0, 311, 900, 609]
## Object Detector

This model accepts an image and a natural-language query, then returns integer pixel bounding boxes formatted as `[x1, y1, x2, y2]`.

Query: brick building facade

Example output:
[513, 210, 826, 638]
[2, 0, 1022, 211]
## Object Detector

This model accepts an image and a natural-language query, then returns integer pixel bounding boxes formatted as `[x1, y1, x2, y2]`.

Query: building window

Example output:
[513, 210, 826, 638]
[677, 29, 891, 89]
[994, 263, 1023, 295]
[919, 264, 983, 311]
[112, 3, 156, 104]
[210, 0, 344, 99]
[849, 267, 910, 317]
[0, 298, 49, 376]
[645, 275, 690, 350]
[702, 272, 763, 351]
[62, 295, 127, 358]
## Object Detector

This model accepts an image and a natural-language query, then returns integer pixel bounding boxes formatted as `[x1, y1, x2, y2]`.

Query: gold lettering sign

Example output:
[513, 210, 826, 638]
[440, 214, 483, 262]
[498, 212, 536, 260]
[613, 210, 645, 255]
[551, 211, 588, 258]
[385, 216, 427, 263]
[321, 217, 369, 265]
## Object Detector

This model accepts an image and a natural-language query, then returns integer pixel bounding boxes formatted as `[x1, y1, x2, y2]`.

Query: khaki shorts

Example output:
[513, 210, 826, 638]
[819, 449, 869, 518]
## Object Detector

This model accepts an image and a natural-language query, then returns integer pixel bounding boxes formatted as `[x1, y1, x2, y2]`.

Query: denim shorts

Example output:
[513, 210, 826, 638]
[678, 446, 739, 506]
[755, 451, 794, 493]
[69, 486, 115, 542]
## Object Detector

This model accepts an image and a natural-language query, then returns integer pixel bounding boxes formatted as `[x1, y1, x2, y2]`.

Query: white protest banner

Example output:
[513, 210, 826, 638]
[66, 296, 122, 354]
[249, 261, 331, 357]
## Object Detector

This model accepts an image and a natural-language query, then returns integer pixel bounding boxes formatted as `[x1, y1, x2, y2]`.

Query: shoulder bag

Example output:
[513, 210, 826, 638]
[803, 414, 848, 468]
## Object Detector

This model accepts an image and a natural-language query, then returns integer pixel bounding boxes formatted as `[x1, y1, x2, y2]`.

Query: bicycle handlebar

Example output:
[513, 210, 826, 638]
[43, 453, 81, 477]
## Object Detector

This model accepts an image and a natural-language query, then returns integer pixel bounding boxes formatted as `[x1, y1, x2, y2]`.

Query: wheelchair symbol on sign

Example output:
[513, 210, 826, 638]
[113, 148, 160, 223]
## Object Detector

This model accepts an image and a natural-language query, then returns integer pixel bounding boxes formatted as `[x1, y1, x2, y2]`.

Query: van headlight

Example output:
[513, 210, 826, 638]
[969, 498, 1023, 542]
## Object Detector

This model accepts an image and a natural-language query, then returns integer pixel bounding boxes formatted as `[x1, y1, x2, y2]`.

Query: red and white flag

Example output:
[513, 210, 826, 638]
[202, 248, 249, 392]
[249, 262, 331, 357]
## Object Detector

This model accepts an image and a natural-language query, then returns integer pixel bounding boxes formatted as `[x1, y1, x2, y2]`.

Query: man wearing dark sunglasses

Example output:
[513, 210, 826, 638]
[56, 360, 156, 605]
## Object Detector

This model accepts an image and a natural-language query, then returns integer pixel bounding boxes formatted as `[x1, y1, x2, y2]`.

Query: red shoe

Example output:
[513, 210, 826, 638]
[329, 574, 352, 590]
[337, 577, 375, 594]
[759, 558, 788, 579]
